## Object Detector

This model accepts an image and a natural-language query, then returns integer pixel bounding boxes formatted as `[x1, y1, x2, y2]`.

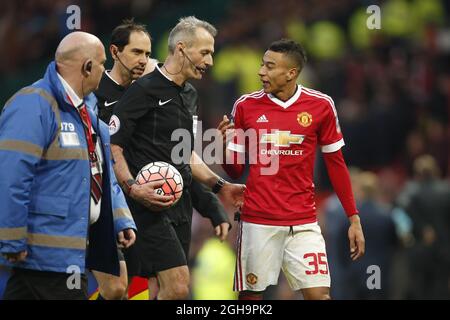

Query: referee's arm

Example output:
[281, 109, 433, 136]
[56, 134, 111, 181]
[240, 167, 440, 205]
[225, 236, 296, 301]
[190, 152, 245, 212]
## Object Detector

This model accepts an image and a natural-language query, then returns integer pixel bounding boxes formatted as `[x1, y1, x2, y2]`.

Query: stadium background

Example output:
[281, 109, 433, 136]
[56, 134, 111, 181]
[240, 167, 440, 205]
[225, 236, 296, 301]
[0, 0, 449, 299]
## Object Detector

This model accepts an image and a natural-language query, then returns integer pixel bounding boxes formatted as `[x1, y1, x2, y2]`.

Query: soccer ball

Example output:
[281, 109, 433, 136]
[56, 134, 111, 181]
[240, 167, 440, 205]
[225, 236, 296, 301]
[135, 161, 183, 204]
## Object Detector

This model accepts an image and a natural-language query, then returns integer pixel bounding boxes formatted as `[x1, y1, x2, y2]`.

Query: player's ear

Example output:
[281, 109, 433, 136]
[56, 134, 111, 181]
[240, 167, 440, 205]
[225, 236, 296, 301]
[287, 68, 297, 82]
[177, 42, 185, 55]
[82, 60, 92, 77]
[110, 45, 119, 59]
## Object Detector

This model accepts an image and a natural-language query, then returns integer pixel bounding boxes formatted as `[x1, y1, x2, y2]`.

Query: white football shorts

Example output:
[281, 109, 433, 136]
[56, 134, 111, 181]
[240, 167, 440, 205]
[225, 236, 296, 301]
[234, 221, 331, 292]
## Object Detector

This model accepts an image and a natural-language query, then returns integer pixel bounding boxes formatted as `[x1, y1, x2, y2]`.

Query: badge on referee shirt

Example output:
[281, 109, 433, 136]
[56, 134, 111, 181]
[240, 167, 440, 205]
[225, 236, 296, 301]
[109, 115, 120, 136]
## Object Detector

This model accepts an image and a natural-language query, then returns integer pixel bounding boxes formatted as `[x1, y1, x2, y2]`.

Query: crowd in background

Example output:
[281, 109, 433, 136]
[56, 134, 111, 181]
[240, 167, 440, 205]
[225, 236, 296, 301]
[0, 0, 449, 299]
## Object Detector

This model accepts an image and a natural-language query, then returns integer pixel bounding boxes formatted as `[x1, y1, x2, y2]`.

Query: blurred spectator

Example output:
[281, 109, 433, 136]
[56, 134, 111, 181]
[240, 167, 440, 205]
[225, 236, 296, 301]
[324, 170, 397, 299]
[400, 155, 450, 299]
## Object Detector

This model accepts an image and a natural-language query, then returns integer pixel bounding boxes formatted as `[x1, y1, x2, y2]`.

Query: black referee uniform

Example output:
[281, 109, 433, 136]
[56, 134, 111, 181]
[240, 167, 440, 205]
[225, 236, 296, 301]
[95, 71, 126, 122]
[108, 65, 228, 276]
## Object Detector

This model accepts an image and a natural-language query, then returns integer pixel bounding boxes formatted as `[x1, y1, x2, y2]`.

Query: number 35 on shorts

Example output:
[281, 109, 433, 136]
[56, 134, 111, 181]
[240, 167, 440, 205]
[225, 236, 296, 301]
[303, 253, 329, 275]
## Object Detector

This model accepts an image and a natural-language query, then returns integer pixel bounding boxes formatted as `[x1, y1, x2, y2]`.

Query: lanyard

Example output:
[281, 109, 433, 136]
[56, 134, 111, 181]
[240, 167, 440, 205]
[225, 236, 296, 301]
[66, 95, 97, 162]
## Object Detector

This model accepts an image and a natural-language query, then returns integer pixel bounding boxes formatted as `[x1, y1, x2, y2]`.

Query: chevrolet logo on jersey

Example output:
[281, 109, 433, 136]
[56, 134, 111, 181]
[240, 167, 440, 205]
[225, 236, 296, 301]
[260, 130, 305, 147]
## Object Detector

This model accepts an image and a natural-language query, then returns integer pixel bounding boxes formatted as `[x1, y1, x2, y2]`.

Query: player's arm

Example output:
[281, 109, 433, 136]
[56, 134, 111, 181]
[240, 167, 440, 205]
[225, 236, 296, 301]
[319, 97, 365, 261]
[323, 150, 364, 260]
[0, 94, 54, 262]
[110, 84, 173, 210]
[190, 151, 245, 212]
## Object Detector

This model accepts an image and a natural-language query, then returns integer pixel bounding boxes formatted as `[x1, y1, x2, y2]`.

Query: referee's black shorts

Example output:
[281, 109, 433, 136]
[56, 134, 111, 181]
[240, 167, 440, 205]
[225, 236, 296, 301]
[125, 189, 192, 278]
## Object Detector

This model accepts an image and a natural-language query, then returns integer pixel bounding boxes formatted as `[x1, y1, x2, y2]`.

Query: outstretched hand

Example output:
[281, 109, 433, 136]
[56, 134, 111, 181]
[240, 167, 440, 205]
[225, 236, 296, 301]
[218, 182, 246, 213]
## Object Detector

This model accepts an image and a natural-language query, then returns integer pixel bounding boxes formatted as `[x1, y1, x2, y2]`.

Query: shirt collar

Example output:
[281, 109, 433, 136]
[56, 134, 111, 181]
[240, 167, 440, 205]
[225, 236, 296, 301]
[105, 70, 121, 86]
[156, 63, 174, 82]
[57, 72, 83, 107]
[268, 85, 302, 109]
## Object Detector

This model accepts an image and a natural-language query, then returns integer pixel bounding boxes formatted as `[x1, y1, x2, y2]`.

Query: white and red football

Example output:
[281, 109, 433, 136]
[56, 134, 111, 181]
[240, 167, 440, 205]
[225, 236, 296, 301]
[135, 161, 183, 205]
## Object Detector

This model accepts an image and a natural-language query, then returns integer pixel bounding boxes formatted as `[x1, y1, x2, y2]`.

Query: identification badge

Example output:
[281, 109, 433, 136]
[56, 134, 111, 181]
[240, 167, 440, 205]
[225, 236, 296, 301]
[60, 132, 80, 147]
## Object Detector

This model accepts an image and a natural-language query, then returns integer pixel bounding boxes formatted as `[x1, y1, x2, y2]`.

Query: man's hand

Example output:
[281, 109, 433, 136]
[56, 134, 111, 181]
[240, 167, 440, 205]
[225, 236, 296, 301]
[218, 182, 245, 213]
[348, 215, 365, 261]
[217, 115, 235, 147]
[129, 180, 174, 211]
[214, 222, 231, 242]
[2, 251, 27, 263]
[117, 229, 136, 249]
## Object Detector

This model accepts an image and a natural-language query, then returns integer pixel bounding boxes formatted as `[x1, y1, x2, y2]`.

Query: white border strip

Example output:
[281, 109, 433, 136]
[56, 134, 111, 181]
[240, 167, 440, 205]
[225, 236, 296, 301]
[321, 138, 345, 153]
[227, 142, 245, 153]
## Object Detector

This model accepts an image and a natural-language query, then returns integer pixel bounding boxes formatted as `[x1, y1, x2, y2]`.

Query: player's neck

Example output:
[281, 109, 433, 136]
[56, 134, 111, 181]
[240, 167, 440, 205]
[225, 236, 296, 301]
[110, 65, 132, 87]
[273, 83, 298, 102]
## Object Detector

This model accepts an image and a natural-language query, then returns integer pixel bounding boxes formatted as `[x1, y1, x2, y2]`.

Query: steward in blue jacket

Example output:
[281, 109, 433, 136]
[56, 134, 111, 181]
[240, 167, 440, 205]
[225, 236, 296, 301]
[0, 33, 136, 300]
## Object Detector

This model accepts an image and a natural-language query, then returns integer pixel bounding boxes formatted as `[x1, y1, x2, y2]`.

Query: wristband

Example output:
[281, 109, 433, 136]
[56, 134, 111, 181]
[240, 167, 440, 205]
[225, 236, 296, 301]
[212, 177, 226, 194]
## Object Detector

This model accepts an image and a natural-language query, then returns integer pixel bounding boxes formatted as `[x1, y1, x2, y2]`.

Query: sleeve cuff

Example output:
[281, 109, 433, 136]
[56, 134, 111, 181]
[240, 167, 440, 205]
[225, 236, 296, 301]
[114, 218, 137, 236]
[321, 139, 345, 153]
[227, 142, 245, 153]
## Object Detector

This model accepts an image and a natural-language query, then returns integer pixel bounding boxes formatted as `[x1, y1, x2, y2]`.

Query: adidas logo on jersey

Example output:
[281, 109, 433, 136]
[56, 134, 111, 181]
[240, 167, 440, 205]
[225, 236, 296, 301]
[256, 114, 269, 123]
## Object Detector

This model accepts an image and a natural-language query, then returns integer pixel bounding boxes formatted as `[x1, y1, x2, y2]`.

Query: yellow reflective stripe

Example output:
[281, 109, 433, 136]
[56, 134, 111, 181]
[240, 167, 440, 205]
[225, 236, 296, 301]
[4, 87, 60, 118]
[1, 87, 87, 161]
[4, 87, 41, 109]
[27, 233, 86, 250]
[0, 137, 89, 162]
[43, 145, 89, 161]
[114, 208, 133, 220]
[32, 89, 88, 161]
[0, 140, 43, 158]
[0, 227, 27, 240]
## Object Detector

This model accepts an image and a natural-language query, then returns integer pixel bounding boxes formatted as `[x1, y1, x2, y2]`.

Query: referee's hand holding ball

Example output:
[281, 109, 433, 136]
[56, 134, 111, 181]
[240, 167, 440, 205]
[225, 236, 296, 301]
[128, 180, 174, 211]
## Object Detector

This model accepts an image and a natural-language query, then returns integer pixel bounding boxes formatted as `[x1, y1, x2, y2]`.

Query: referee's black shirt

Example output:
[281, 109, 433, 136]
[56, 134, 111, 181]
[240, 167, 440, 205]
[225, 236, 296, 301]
[95, 71, 126, 123]
[110, 64, 197, 189]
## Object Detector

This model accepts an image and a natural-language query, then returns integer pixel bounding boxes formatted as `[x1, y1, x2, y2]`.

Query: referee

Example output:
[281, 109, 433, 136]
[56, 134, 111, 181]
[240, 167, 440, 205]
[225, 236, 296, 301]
[110, 16, 245, 300]
[97, 19, 234, 300]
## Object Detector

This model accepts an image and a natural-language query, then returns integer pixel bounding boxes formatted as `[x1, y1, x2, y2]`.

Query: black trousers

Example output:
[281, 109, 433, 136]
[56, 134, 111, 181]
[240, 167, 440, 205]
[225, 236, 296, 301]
[2, 268, 88, 300]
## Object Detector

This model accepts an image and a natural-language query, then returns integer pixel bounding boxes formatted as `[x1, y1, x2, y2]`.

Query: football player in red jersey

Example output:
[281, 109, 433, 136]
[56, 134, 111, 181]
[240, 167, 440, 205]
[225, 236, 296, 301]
[218, 39, 365, 300]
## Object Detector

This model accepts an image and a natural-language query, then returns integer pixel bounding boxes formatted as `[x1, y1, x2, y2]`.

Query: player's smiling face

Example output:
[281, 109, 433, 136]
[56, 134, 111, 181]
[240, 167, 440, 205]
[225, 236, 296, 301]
[258, 50, 295, 95]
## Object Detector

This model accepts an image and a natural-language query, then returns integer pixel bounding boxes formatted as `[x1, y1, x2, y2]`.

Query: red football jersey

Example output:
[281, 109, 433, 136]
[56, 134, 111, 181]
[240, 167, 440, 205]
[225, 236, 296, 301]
[227, 85, 344, 226]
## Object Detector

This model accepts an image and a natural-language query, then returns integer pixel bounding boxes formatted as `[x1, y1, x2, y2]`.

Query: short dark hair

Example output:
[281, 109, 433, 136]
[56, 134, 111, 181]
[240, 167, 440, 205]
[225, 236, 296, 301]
[268, 39, 307, 71]
[110, 18, 151, 52]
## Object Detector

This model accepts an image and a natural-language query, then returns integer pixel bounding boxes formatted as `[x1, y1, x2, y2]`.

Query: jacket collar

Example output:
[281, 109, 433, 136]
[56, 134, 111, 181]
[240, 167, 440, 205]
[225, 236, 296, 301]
[43, 61, 98, 111]
[57, 73, 83, 107]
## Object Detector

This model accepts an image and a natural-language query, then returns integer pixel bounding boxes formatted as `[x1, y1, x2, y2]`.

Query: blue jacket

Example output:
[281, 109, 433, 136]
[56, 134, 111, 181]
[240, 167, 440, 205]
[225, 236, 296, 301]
[0, 62, 136, 276]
